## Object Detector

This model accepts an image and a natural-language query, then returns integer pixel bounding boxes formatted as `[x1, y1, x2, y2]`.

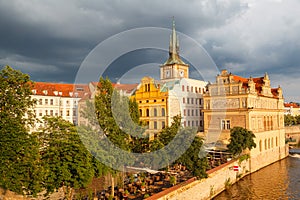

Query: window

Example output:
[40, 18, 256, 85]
[154, 121, 157, 129]
[39, 111, 42, 117]
[45, 99, 48, 105]
[184, 109, 186, 116]
[183, 98, 185, 104]
[139, 109, 142, 116]
[50, 110, 53, 116]
[162, 121, 165, 129]
[162, 108, 165, 116]
[265, 139, 267, 150]
[66, 100, 69, 105]
[191, 98, 194, 104]
[154, 108, 157, 117]
[73, 109, 76, 116]
[182, 85, 185, 91]
[188, 121, 190, 126]
[199, 99, 202, 105]
[187, 98, 190, 104]
[226, 120, 230, 129]
[221, 119, 230, 130]
[50, 99, 53, 105]
[66, 110, 70, 116]
[191, 110, 194, 116]
[200, 120, 203, 127]
[60, 110, 63, 116]
[184, 121, 186, 127]
[146, 109, 149, 117]
[192, 121, 194, 126]
[259, 140, 262, 152]
[45, 110, 48, 115]
[187, 110, 190, 116]
[191, 86, 193, 92]
[196, 110, 198, 116]
[39, 99, 43, 105]
[154, 100, 156, 102]
[187, 86, 189, 92]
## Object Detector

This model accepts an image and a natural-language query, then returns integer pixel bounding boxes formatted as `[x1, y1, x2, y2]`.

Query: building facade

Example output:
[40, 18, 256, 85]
[132, 20, 207, 135]
[31, 82, 90, 130]
[203, 69, 287, 171]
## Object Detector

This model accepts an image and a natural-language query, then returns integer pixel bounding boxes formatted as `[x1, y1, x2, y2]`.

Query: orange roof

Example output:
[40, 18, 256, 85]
[31, 82, 91, 98]
[232, 74, 280, 98]
[284, 103, 300, 108]
[90, 82, 138, 94]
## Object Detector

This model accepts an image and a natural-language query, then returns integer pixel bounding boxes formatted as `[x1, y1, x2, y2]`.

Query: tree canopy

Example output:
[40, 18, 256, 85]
[0, 66, 43, 196]
[227, 127, 256, 156]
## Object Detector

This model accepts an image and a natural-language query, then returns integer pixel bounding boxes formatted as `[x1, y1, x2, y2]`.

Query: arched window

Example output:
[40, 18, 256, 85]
[268, 138, 270, 149]
[162, 108, 165, 116]
[146, 109, 149, 117]
[139, 109, 142, 117]
[154, 108, 157, 117]
[259, 140, 262, 152]
[265, 139, 267, 150]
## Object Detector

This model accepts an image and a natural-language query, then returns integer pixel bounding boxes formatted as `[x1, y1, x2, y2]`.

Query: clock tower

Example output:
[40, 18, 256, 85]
[160, 19, 189, 81]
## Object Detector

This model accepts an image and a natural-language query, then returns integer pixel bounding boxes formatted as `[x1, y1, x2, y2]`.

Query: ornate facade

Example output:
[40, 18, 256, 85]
[203, 69, 287, 171]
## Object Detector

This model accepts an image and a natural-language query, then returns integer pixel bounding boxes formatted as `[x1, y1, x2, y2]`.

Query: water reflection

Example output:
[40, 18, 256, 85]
[214, 156, 300, 200]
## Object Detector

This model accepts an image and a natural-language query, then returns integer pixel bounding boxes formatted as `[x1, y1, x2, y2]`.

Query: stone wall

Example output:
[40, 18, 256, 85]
[147, 144, 289, 200]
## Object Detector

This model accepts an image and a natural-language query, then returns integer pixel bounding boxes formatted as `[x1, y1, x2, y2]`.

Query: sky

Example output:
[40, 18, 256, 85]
[0, 0, 299, 102]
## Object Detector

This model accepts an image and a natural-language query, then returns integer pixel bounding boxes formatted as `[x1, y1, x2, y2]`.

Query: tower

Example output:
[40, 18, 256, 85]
[160, 19, 189, 81]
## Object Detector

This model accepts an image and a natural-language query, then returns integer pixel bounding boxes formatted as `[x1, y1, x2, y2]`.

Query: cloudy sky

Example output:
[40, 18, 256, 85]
[0, 0, 299, 102]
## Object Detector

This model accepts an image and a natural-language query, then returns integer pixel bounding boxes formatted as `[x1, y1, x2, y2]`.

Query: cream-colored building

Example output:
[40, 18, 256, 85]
[284, 102, 300, 116]
[31, 82, 90, 130]
[203, 69, 288, 171]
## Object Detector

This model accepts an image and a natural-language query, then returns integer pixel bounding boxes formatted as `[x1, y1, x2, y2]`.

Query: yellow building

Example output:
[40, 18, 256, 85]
[131, 77, 168, 137]
[203, 69, 288, 172]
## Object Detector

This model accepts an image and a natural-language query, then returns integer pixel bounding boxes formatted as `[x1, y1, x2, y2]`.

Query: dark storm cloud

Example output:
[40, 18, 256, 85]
[0, 0, 299, 101]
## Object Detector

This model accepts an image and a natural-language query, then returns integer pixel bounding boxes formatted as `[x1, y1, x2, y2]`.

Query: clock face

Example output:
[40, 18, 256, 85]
[166, 70, 170, 77]
[180, 70, 184, 77]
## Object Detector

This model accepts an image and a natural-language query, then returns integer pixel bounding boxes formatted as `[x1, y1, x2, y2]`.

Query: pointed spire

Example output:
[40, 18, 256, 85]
[264, 72, 269, 80]
[164, 17, 185, 65]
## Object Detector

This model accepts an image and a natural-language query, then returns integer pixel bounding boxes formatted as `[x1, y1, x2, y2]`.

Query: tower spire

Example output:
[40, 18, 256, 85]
[165, 17, 184, 65]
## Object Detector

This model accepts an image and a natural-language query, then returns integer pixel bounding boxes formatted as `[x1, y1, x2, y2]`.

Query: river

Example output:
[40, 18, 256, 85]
[214, 155, 300, 199]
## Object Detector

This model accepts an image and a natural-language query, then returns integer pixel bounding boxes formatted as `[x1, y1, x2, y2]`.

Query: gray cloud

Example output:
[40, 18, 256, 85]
[0, 0, 299, 101]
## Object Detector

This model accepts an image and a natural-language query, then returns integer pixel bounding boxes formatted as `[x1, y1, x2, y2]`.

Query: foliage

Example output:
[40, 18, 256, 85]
[284, 114, 300, 126]
[227, 127, 256, 156]
[38, 117, 94, 199]
[238, 154, 250, 164]
[0, 66, 43, 196]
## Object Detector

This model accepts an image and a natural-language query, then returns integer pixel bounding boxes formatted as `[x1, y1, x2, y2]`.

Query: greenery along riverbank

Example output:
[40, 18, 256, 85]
[0, 66, 209, 200]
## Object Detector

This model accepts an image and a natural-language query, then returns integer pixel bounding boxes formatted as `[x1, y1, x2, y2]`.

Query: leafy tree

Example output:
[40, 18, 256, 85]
[0, 66, 43, 196]
[38, 117, 94, 200]
[227, 127, 256, 157]
[175, 136, 208, 178]
[284, 114, 297, 126]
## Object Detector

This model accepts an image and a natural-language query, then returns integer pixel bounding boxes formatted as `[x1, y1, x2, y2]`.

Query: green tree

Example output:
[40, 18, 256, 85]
[284, 114, 297, 126]
[38, 117, 94, 200]
[227, 127, 256, 157]
[0, 66, 43, 196]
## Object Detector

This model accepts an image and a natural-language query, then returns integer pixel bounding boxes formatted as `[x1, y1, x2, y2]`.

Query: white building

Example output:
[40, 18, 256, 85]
[31, 82, 90, 130]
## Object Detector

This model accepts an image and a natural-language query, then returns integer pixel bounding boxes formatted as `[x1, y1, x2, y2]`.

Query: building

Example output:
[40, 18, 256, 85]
[31, 82, 90, 130]
[77, 81, 138, 127]
[131, 20, 207, 135]
[284, 102, 300, 116]
[202, 69, 288, 171]
[131, 77, 168, 137]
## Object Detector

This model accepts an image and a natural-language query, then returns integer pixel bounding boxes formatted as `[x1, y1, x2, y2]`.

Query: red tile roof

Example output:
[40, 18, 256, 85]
[90, 82, 138, 93]
[232, 75, 280, 98]
[284, 103, 300, 108]
[31, 82, 91, 98]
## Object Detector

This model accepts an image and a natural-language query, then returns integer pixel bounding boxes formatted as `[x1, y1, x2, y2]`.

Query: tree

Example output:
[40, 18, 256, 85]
[227, 127, 256, 157]
[0, 66, 43, 196]
[284, 114, 297, 126]
[38, 117, 94, 199]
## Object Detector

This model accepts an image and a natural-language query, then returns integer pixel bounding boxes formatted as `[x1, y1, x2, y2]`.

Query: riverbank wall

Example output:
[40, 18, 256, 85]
[146, 144, 289, 200]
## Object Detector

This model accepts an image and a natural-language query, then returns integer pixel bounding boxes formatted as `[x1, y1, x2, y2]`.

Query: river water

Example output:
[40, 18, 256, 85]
[214, 155, 300, 200]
